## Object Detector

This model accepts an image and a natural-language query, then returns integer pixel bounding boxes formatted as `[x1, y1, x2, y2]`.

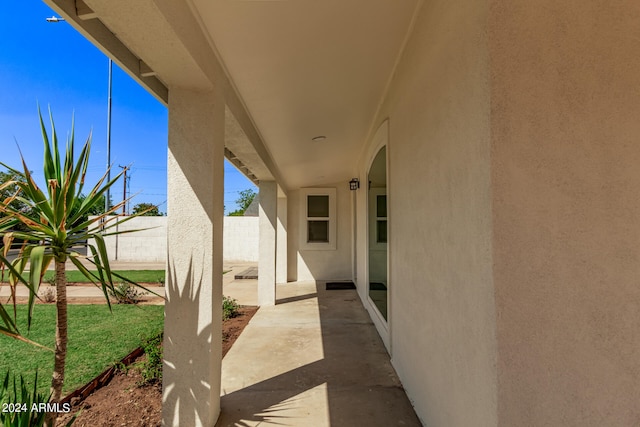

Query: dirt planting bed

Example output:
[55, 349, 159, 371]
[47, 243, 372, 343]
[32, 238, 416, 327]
[57, 306, 258, 426]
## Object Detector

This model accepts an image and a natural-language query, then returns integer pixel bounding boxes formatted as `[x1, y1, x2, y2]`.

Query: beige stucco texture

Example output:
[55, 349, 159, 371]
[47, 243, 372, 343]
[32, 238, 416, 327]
[490, 1, 640, 425]
[368, 1, 497, 425]
[164, 87, 226, 427]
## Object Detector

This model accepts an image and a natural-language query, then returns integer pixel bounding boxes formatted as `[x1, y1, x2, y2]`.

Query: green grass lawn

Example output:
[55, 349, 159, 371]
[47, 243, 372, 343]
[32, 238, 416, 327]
[0, 304, 163, 397]
[47, 269, 165, 284]
[1, 270, 165, 284]
[1, 269, 232, 284]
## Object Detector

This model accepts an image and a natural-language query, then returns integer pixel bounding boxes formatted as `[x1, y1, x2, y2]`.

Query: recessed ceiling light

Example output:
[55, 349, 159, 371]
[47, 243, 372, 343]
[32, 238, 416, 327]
[312, 136, 327, 142]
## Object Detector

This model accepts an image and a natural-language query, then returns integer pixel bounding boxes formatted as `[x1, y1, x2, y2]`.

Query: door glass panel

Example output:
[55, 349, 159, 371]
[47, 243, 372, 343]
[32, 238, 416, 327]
[376, 220, 387, 243]
[368, 147, 387, 320]
[376, 195, 387, 218]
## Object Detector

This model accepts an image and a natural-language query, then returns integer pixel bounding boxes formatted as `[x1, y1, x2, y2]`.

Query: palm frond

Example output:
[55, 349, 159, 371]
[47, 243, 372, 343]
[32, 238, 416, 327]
[38, 106, 55, 183]
[0, 251, 46, 346]
[67, 167, 123, 227]
[26, 246, 52, 330]
[85, 241, 114, 312]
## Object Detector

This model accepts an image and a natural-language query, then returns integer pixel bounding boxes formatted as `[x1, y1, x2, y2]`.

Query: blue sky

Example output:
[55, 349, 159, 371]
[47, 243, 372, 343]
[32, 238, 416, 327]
[0, 2, 256, 214]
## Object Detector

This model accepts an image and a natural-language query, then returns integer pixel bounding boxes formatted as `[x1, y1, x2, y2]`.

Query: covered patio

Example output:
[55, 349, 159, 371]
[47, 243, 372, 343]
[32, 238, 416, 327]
[43, 0, 419, 424]
[42, 0, 640, 426]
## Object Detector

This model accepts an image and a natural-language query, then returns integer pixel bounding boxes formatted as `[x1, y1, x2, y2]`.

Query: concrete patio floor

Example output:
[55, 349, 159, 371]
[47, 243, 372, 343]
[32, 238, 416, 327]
[218, 280, 422, 427]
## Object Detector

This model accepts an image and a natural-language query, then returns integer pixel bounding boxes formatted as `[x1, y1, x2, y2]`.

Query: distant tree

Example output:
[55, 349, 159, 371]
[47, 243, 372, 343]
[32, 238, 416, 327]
[132, 202, 162, 216]
[0, 170, 29, 217]
[228, 188, 256, 216]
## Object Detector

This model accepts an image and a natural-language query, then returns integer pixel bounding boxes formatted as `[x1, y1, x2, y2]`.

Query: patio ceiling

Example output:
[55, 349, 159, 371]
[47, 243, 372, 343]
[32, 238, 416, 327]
[45, 0, 420, 189]
[190, 0, 420, 189]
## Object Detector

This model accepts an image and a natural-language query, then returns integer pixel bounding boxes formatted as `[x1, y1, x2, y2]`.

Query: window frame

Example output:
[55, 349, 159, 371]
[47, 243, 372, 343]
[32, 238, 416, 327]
[299, 188, 337, 250]
[368, 187, 387, 251]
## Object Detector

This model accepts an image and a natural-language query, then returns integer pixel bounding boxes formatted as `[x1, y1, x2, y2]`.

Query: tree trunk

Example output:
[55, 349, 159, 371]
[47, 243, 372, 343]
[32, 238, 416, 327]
[45, 261, 67, 427]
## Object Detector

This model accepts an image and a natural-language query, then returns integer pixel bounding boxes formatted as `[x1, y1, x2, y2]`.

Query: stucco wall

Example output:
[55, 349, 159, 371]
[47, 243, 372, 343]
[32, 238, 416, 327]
[359, 0, 497, 425]
[490, 1, 640, 425]
[90, 216, 259, 262]
[287, 185, 353, 282]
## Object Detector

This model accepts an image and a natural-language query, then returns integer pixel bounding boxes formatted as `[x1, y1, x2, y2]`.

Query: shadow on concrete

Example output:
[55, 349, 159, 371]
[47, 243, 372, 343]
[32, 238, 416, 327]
[275, 292, 317, 305]
[217, 360, 325, 426]
[216, 283, 421, 426]
[163, 259, 217, 427]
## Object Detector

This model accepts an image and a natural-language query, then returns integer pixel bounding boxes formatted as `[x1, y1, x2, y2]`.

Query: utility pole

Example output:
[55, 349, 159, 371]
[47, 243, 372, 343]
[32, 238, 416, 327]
[115, 164, 128, 261]
[119, 165, 129, 215]
[106, 59, 113, 214]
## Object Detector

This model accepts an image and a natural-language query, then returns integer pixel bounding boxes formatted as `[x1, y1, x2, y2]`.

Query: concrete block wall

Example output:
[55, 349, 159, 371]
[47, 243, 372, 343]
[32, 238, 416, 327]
[91, 216, 167, 262]
[89, 216, 258, 262]
[223, 216, 259, 262]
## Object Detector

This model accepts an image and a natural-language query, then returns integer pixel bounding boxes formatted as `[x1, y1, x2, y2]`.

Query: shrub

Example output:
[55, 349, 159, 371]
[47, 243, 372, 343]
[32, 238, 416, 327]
[39, 287, 56, 303]
[222, 296, 240, 320]
[138, 334, 163, 386]
[109, 283, 146, 304]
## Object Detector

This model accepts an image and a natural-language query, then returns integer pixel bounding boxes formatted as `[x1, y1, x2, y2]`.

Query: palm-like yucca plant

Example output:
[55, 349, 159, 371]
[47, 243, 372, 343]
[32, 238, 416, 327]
[0, 110, 155, 426]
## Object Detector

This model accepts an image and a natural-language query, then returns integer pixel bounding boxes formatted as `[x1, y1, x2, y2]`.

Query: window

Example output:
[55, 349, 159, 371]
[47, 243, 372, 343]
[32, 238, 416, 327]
[300, 188, 336, 250]
[307, 195, 330, 242]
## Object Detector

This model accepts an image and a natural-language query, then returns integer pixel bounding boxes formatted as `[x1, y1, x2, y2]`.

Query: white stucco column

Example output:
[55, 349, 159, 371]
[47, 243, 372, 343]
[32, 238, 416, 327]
[276, 195, 288, 283]
[258, 181, 277, 305]
[163, 87, 225, 426]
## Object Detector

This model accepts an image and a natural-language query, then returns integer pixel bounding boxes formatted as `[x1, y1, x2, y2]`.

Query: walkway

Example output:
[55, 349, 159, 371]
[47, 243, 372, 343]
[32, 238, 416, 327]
[218, 280, 422, 427]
